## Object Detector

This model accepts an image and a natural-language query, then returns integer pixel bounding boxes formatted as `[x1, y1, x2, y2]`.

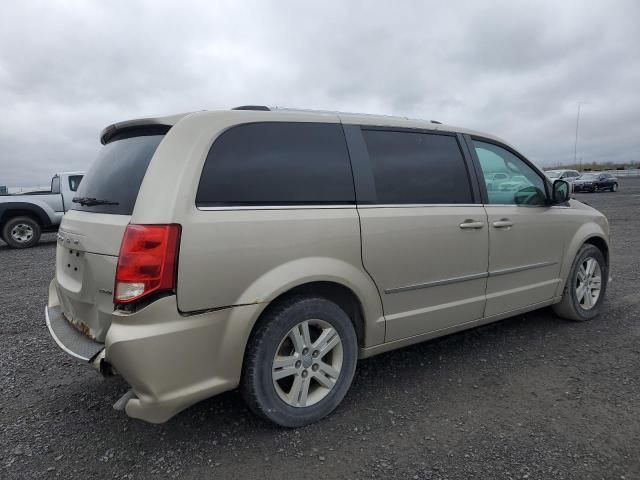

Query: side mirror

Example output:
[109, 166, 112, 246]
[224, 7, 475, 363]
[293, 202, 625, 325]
[552, 179, 570, 204]
[514, 186, 546, 205]
[51, 175, 61, 194]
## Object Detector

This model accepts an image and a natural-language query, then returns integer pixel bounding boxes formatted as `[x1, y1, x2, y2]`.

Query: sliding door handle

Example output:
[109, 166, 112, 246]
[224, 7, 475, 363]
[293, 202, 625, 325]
[492, 219, 514, 229]
[459, 220, 485, 230]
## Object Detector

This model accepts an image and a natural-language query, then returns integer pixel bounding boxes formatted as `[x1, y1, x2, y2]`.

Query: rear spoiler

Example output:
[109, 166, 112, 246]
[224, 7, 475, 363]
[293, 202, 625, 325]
[99, 112, 194, 144]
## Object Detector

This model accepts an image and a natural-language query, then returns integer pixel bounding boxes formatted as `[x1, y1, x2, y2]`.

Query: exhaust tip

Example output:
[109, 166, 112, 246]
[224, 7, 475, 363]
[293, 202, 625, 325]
[113, 389, 137, 411]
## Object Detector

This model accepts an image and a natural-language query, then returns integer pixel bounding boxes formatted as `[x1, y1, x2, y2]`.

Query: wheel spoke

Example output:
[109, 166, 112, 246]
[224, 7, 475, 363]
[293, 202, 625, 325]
[313, 327, 340, 356]
[576, 286, 586, 302]
[318, 361, 340, 379]
[300, 321, 312, 348]
[314, 370, 335, 389]
[586, 258, 596, 276]
[273, 366, 297, 380]
[273, 355, 297, 369]
[289, 327, 305, 354]
[287, 374, 310, 407]
[583, 290, 593, 308]
[287, 374, 303, 404]
[298, 376, 311, 406]
[577, 266, 586, 282]
[273, 355, 298, 380]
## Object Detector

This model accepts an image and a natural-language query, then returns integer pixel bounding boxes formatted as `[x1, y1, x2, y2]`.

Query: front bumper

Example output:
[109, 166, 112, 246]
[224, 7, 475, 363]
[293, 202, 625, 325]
[46, 280, 263, 423]
[573, 184, 594, 192]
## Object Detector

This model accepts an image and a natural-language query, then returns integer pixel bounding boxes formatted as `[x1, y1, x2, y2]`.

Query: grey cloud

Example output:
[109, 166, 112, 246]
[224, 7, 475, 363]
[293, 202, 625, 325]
[1, 0, 639, 186]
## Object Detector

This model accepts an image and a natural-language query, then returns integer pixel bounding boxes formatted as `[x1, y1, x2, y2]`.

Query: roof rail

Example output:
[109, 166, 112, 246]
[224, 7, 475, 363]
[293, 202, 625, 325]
[232, 105, 271, 111]
[230, 106, 444, 126]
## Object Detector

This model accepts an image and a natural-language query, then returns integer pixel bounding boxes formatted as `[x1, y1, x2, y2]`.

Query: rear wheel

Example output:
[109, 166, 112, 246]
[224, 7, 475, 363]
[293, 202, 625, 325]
[611, 183, 618, 192]
[2, 216, 41, 248]
[241, 296, 358, 427]
[553, 244, 608, 321]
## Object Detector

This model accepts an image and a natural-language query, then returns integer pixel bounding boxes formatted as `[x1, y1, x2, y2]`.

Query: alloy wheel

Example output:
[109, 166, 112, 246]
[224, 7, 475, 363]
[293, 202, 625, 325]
[272, 319, 343, 407]
[575, 257, 602, 310]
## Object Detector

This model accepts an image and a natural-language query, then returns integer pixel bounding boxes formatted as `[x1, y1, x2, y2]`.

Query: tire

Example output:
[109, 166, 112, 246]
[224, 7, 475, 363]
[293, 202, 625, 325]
[552, 244, 608, 321]
[1, 216, 41, 248]
[611, 183, 618, 192]
[241, 296, 358, 427]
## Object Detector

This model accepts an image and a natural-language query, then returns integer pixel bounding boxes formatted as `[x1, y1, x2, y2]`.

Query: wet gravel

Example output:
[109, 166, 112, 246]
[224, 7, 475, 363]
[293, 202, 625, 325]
[1, 179, 639, 479]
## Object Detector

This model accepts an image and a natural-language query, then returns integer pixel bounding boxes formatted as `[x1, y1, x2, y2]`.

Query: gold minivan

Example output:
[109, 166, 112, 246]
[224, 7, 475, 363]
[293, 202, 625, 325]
[46, 106, 610, 427]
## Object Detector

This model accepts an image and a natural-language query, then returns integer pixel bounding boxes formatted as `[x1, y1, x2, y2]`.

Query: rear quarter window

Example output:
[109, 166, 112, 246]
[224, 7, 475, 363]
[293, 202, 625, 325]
[196, 122, 355, 206]
[72, 127, 168, 215]
[68, 175, 83, 192]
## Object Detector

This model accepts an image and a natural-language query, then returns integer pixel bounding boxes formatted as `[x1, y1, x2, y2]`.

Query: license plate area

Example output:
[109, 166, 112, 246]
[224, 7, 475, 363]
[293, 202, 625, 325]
[56, 243, 87, 294]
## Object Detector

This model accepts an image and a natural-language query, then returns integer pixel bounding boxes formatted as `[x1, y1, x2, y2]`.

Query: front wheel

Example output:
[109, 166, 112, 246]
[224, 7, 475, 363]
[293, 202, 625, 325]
[241, 296, 358, 427]
[611, 183, 618, 192]
[553, 244, 608, 321]
[2, 216, 42, 248]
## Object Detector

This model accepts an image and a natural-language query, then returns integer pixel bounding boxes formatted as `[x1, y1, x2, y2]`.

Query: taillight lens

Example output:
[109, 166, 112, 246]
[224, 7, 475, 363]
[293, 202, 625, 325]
[114, 224, 181, 304]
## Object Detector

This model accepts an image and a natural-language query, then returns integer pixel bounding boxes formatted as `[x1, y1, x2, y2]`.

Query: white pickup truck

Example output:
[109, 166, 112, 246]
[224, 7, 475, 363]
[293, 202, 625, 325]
[0, 172, 84, 248]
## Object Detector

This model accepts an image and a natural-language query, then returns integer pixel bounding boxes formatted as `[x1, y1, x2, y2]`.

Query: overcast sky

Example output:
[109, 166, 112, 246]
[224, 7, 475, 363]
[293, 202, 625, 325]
[1, 0, 639, 187]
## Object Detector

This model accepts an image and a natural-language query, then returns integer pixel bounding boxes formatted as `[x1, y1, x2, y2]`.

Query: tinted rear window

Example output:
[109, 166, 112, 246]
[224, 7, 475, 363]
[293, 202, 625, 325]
[72, 129, 167, 215]
[196, 122, 355, 206]
[68, 175, 83, 192]
[362, 129, 473, 204]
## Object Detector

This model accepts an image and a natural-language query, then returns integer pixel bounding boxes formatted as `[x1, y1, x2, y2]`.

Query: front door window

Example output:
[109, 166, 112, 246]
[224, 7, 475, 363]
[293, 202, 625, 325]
[473, 140, 547, 206]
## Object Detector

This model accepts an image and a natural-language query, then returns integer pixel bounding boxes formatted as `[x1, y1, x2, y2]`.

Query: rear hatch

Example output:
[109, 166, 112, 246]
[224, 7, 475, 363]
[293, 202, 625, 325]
[55, 126, 169, 342]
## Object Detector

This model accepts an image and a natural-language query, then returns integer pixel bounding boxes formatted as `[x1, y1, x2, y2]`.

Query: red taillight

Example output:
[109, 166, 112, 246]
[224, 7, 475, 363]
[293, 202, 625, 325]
[114, 224, 181, 304]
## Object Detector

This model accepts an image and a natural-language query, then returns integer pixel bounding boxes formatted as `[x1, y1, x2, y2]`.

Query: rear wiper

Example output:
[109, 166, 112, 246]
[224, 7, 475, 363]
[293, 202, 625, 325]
[72, 196, 119, 206]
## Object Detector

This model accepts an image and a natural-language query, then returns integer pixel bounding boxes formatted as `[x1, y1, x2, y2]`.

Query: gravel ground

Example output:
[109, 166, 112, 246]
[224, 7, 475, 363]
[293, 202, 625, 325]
[1, 179, 639, 480]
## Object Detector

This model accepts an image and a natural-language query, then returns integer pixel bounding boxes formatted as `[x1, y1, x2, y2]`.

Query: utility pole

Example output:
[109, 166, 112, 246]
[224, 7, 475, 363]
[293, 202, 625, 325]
[574, 102, 587, 168]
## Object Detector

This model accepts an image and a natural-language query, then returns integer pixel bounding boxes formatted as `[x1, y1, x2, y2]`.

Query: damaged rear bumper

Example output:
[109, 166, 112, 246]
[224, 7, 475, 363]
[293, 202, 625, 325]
[45, 305, 104, 362]
[46, 279, 263, 424]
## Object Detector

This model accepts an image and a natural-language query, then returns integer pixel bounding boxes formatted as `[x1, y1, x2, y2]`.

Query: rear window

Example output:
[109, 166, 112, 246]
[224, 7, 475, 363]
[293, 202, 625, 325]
[196, 122, 355, 207]
[72, 128, 168, 215]
[68, 175, 83, 192]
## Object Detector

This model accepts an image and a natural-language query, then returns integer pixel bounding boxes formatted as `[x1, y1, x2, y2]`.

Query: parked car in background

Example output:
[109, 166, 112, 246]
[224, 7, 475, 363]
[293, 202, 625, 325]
[45, 107, 610, 427]
[545, 169, 581, 183]
[0, 172, 84, 248]
[484, 172, 509, 191]
[498, 175, 528, 191]
[573, 173, 618, 193]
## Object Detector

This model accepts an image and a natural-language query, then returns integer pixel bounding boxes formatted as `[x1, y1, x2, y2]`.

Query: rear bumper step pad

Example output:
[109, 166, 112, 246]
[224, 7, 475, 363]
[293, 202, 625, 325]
[45, 305, 104, 361]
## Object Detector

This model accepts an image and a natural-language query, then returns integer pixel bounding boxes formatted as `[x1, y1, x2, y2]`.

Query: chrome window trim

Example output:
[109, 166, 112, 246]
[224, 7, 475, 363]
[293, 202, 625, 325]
[197, 205, 356, 211]
[358, 203, 481, 209]
[384, 261, 559, 295]
[197, 203, 484, 211]
[197, 203, 561, 211]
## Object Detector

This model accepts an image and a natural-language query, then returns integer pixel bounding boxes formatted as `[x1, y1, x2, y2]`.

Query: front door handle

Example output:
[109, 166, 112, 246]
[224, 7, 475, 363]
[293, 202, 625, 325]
[459, 220, 485, 230]
[492, 219, 514, 229]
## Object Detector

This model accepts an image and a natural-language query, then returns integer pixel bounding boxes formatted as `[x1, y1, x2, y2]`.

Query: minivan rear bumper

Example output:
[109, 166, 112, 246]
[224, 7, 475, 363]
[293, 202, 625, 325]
[45, 305, 104, 361]
[46, 279, 263, 423]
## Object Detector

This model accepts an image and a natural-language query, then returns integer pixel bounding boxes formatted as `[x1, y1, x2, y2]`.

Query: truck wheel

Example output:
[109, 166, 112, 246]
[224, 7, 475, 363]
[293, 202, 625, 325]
[241, 296, 358, 427]
[2, 216, 42, 248]
[552, 244, 608, 321]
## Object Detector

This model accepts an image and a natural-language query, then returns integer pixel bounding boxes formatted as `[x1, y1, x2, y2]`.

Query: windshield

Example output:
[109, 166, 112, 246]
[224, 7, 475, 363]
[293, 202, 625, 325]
[72, 128, 168, 215]
[579, 173, 598, 180]
[546, 170, 561, 178]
